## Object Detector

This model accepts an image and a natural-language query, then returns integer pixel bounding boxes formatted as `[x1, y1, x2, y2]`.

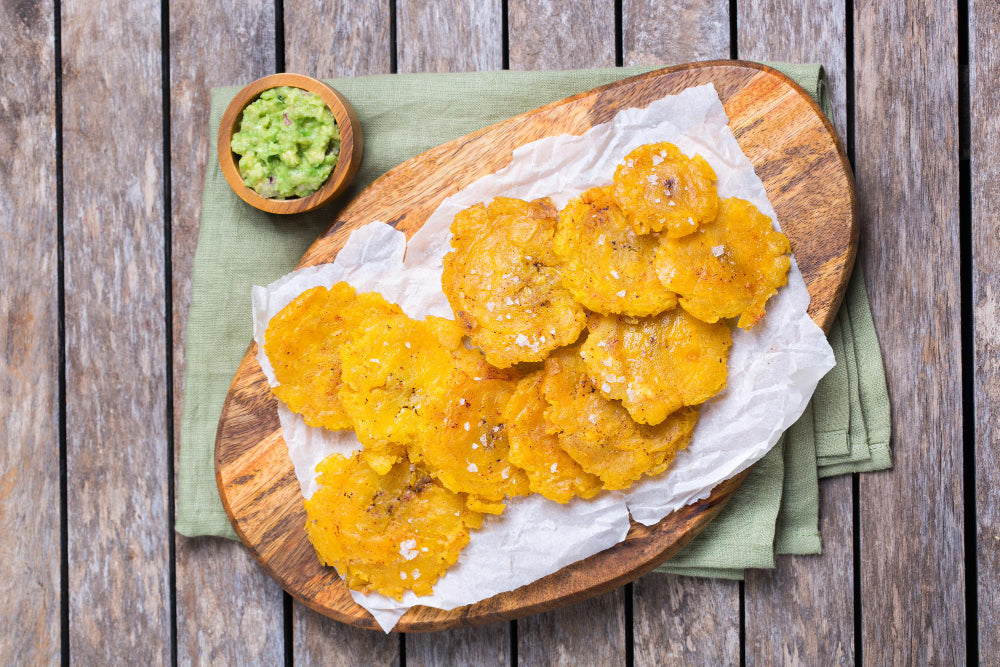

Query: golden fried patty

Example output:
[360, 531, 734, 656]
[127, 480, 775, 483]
[554, 186, 677, 317]
[612, 142, 718, 237]
[304, 452, 482, 600]
[266, 284, 405, 431]
[581, 310, 731, 425]
[442, 197, 587, 367]
[655, 197, 791, 329]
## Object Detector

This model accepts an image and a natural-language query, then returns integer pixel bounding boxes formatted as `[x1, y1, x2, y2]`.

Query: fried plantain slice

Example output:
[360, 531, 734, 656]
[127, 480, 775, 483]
[304, 452, 482, 600]
[612, 142, 718, 237]
[540, 346, 699, 490]
[416, 375, 530, 514]
[441, 197, 587, 367]
[266, 283, 405, 430]
[338, 312, 457, 459]
[504, 372, 603, 503]
[581, 310, 732, 425]
[422, 315, 518, 383]
[655, 197, 791, 329]
[358, 439, 409, 476]
[553, 186, 678, 317]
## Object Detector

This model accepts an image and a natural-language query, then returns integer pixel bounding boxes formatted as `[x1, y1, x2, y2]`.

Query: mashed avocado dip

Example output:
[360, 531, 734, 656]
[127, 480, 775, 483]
[230, 86, 340, 199]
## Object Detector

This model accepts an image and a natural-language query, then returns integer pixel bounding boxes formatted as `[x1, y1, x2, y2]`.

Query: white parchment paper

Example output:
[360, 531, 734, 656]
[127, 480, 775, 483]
[251, 84, 836, 631]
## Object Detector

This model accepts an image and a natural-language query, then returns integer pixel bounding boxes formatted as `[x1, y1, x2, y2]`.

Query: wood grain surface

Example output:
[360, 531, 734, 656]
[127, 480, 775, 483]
[508, 0, 615, 70]
[408, 624, 511, 666]
[0, 1, 60, 664]
[518, 589, 626, 665]
[855, 0, 966, 662]
[738, 0, 847, 134]
[391, 0, 506, 656]
[215, 61, 856, 633]
[506, 2, 621, 661]
[623, 0, 731, 67]
[396, 0, 502, 73]
[0, 0, 987, 662]
[737, 1, 857, 663]
[294, 610, 400, 667]
[283, 2, 405, 662]
[619, 5, 744, 665]
[633, 576, 740, 664]
[168, 1, 286, 663]
[971, 0, 999, 661]
[284, 0, 392, 77]
[61, 0, 169, 661]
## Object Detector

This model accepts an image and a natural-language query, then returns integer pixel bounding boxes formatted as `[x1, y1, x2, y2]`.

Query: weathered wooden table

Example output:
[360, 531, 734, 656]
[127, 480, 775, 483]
[2, 0, 993, 664]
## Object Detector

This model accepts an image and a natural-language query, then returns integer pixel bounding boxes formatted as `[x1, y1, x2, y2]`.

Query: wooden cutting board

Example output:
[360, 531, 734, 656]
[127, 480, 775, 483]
[215, 60, 857, 632]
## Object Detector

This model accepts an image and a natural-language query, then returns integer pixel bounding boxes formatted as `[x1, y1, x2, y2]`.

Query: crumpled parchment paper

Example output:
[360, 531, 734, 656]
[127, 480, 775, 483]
[251, 84, 836, 631]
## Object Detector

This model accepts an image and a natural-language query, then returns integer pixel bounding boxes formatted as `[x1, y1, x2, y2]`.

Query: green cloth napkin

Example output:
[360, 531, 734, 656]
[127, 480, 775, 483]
[817, 267, 893, 477]
[176, 63, 891, 580]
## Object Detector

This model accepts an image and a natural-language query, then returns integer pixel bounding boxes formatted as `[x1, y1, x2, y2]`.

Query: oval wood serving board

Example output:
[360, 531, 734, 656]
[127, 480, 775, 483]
[216, 61, 857, 632]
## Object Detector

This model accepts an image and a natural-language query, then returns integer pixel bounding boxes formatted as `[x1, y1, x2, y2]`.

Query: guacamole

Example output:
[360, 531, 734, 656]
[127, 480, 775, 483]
[230, 86, 341, 199]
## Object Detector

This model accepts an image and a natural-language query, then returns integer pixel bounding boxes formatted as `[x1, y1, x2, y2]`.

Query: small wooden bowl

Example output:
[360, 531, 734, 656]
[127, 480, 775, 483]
[218, 73, 363, 215]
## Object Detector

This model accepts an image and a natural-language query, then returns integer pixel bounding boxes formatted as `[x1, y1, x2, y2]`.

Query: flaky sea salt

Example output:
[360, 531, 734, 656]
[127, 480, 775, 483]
[399, 539, 419, 561]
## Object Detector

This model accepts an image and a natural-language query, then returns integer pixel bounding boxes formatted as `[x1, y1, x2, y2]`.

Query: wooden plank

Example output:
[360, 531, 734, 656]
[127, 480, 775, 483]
[0, 1, 60, 664]
[622, 0, 730, 67]
[61, 0, 169, 661]
[633, 577, 739, 665]
[168, 1, 287, 663]
[518, 590, 625, 666]
[506, 4, 624, 661]
[970, 0, 1000, 660]
[621, 3, 742, 664]
[736, 2, 855, 663]
[854, 0, 966, 662]
[282, 1, 404, 661]
[508, 0, 615, 70]
[392, 0, 507, 657]
[745, 478, 854, 665]
[736, 0, 847, 135]
[408, 625, 510, 666]
[396, 0, 503, 73]
[174, 541, 285, 663]
[294, 612, 400, 667]
[285, 0, 391, 76]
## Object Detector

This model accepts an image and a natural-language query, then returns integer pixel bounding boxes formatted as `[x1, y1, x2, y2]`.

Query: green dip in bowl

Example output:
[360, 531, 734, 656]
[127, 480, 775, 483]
[230, 86, 341, 199]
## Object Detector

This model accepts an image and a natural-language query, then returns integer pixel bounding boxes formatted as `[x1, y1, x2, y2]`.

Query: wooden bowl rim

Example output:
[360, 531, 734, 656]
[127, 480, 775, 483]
[217, 73, 363, 215]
